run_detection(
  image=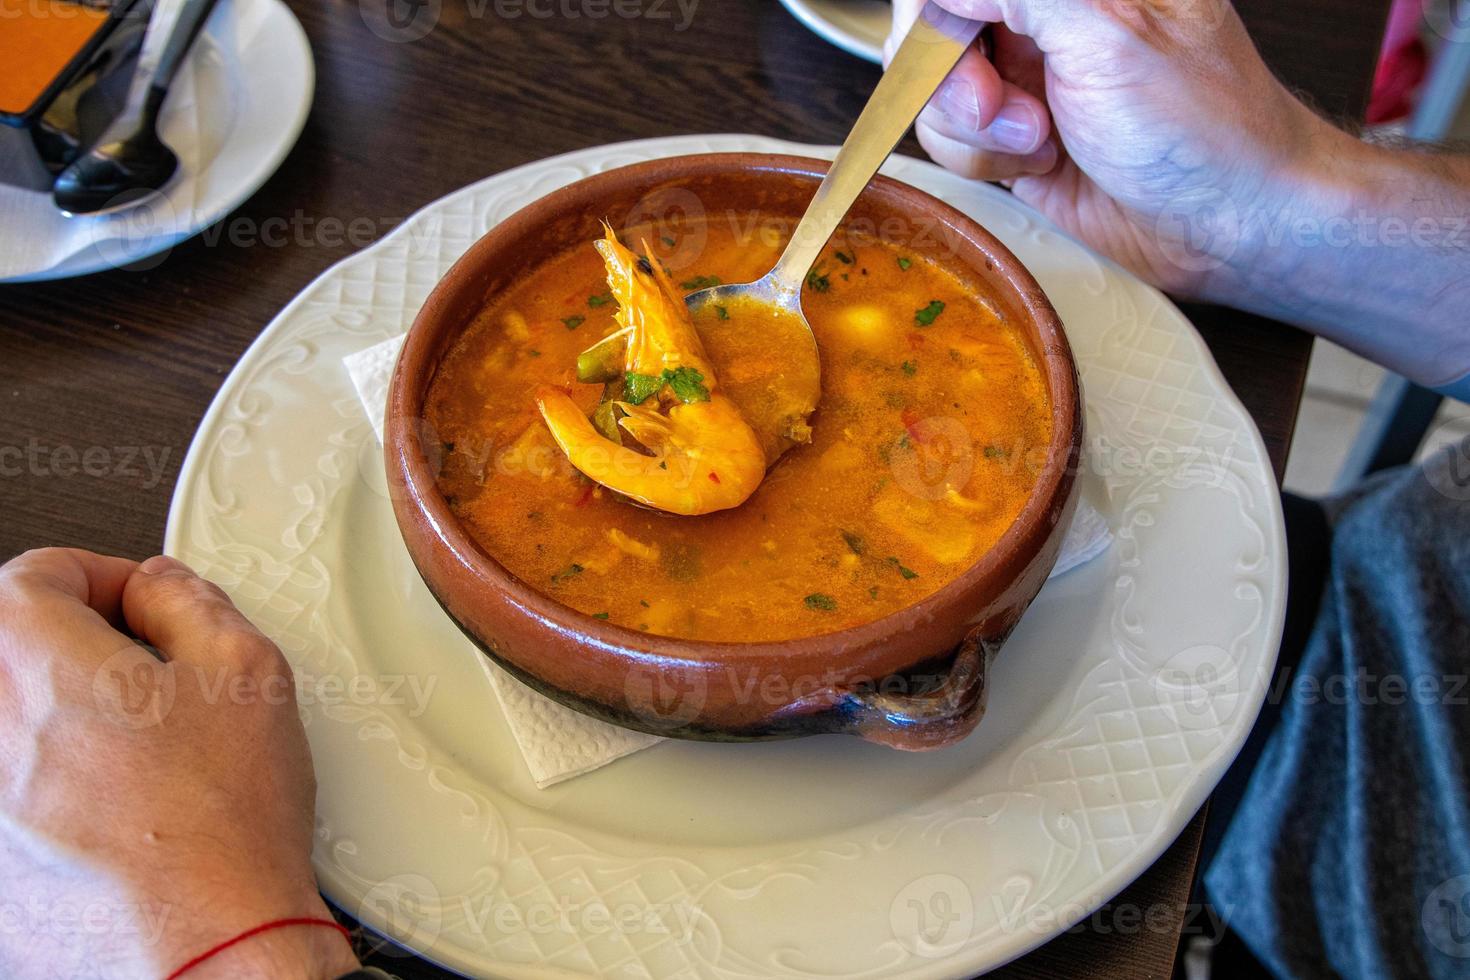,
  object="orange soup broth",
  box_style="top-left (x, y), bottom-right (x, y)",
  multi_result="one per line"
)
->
top-left (425, 218), bottom-right (1052, 642)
